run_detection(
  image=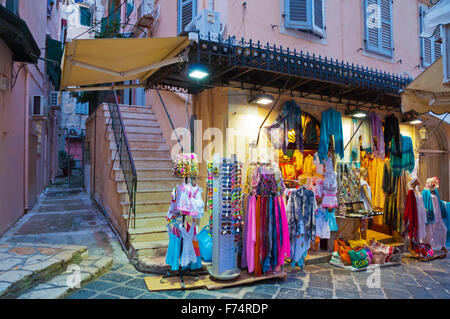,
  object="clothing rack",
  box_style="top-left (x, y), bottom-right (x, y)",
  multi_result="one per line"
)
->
top-left (160, 175), bottom-right (208, 289)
